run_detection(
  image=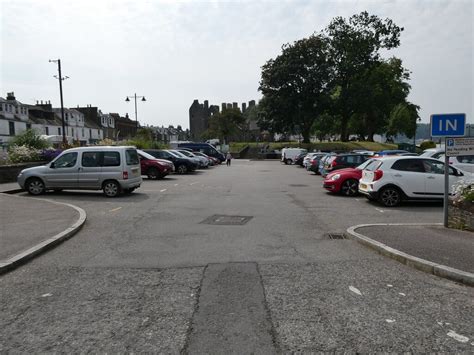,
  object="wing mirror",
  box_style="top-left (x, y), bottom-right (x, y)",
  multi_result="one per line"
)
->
top-left (50, 162), bottom-right (56, 169)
